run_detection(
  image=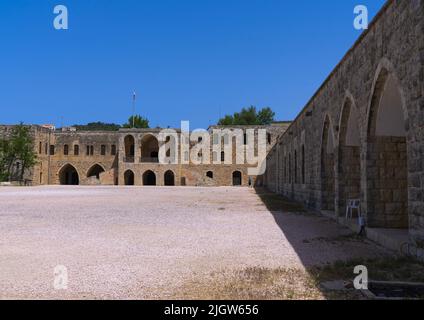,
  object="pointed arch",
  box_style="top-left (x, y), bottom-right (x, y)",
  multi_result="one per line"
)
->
top-left (143, 170), bottom-right (156, 186)
top-left (321, 114), bottom-right (336, 212)
top-left (87, 164), bottom-right (106, 179)
top-left (164, 170), bottom-right (175, 186)
top-left (124, 135), bottom-right (135, 163)
top-left (337, 95), bottom-right (361, 217)
top-left (124, 170), bottom-right (135, 186)
top-left (58, 164), bottom-right (80, 185)
top-left (366, 61), bottom-right (409, 229)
